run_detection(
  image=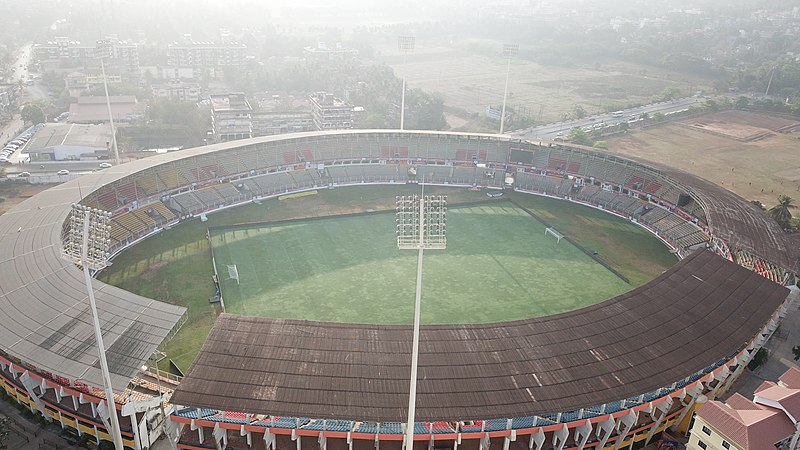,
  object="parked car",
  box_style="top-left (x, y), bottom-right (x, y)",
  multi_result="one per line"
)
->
top-left (98, 162), bottom-right (112, 169)
top-left (17, 172), bottom-right (30, 177)
top-left (56, 169), bottom-right (70, 175)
